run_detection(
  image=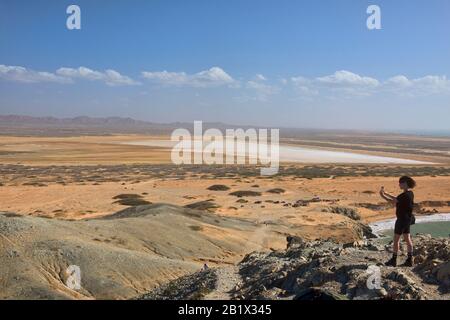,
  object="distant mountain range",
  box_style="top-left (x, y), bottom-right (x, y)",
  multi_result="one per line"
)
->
top-left (0, 115), bottom-right (306, 135)
top-left (0, 115), bottom-right (166, 127)
top-left (0, 114), bottom-right (374, 133)
top-left (0, 114), bottom-right (242, 136)
top-left (1, 114), bottom-right (448, 138)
